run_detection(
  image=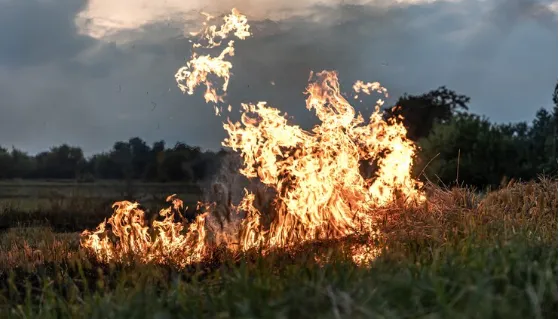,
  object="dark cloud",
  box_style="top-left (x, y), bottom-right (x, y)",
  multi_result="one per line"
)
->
top-left (0, 0), bottom-right (556, 156)
top-left (0, 0), bottom-right (94, 68)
